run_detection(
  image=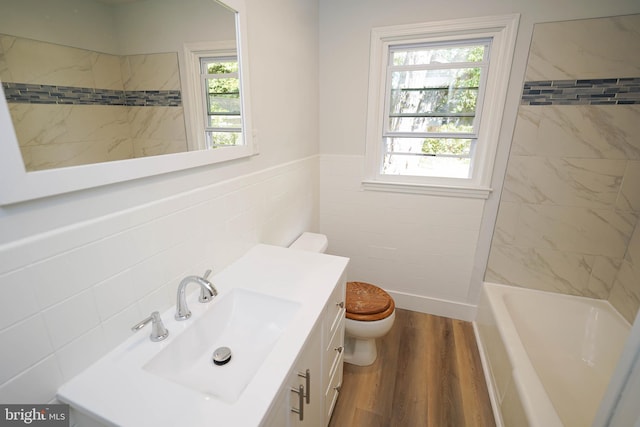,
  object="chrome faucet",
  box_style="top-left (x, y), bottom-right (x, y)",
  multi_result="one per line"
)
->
top-left (175, 269), bottom-right (217, 320)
